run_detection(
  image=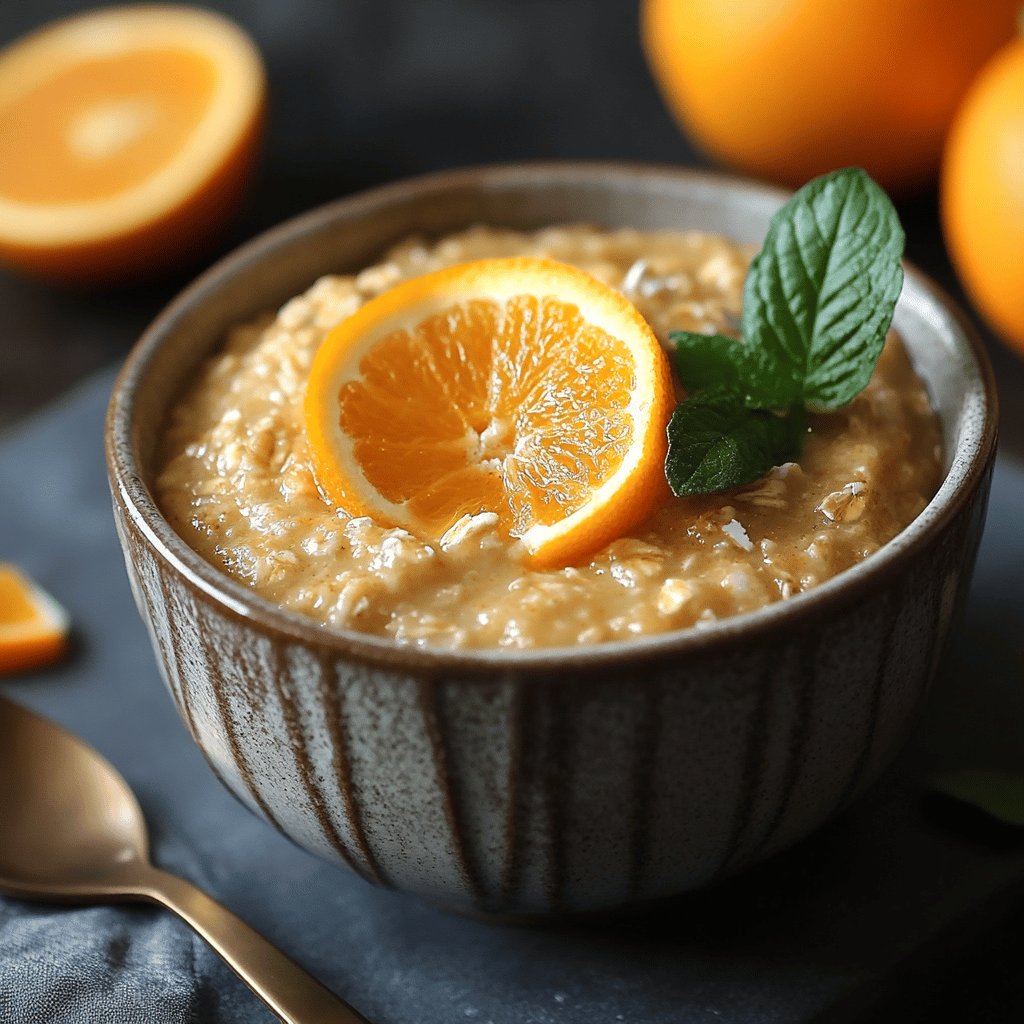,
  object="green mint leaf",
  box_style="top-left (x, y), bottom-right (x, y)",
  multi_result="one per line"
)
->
top-left (928, 771), bottom-right (1024, 830)
top-left (742, 166), bottom-right (905, 410)
top-left (662, 167), bottom-right (904, 496)
top-left (670, 332), bottom-right (749, 395)
top-left (665, 391), bottom-right (804, 497)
